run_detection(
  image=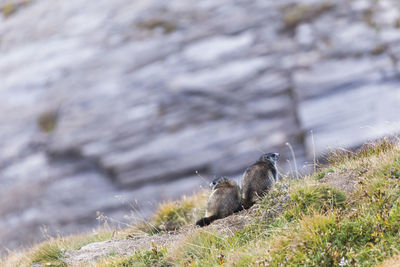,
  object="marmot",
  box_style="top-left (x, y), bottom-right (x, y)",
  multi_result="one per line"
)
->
top-left (196, 177), bottom-right (242, 227)
top-left (241, 153), bottom-right (280, 209)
